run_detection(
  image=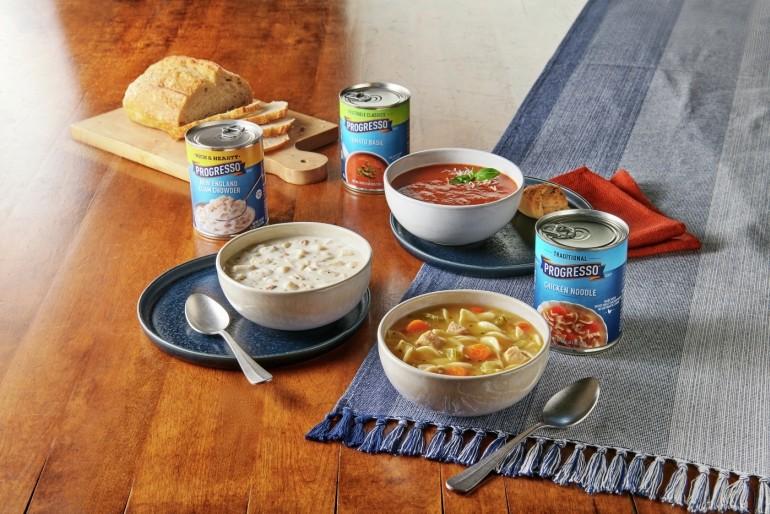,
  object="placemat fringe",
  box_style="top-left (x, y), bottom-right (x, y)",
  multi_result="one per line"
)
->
top-left (638, 456), bottom-right (665, 499)
top-left (396, 421), bottom-right (425, 456)
top-left (710, 470), bottom-right (731, 512)
top-left (480, 431), bottom-right (508, 460)
top-left (424, 425), bottom-right (447, 460)
top-left (379, 418), bottom-right (408, 453)
top-left (727, 475), bottom-right (750, 513)
top-left (518, 437), bottom-right (545, 476)
top-left (307, 415), bottom-right (765, 512)
top-left (757, 477), bottom-right (770, 514)
top-left (661, 461), bottom-right (689, 506)
top-left (538, 440), bottom-right (565, 478)
top-left (358, 417), bottom-right (387, 453)
top-left (439, 427), bottom-right (465, 463)
top-left (499, 441), bottom-right (526, 477)
top-left (686, 466), bottom-right (710, 513)
top-left (345, 415), bottom-right (367, 447)
top-left (553, 443), bottom-right (584, 485)
top-left (623, 453), bottom-right (647, 493)
top-left (326, 407), bottom-right (354, 442)
top-left (601, 449), bottom-right (627, 493)
top-left (456, 429), bottom-right (486, 466)
top-left (581, 447), bottom-right (608, 493)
